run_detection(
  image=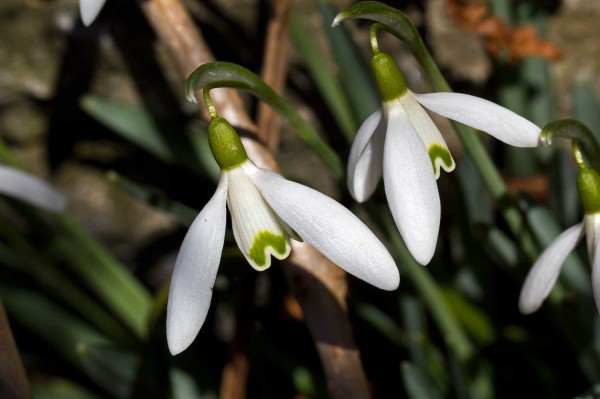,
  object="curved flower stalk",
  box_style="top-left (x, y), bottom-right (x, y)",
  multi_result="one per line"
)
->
top-left (348, 51), bottom-right (541, 265)
top-left (167, 116), bottom-right (400, 355)
top-left (0, 165), bottom-right (66, 213)
top-left (79, 0), bottom-right (107, 26)
top-left (520, 167), bottom-right (600, 314)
